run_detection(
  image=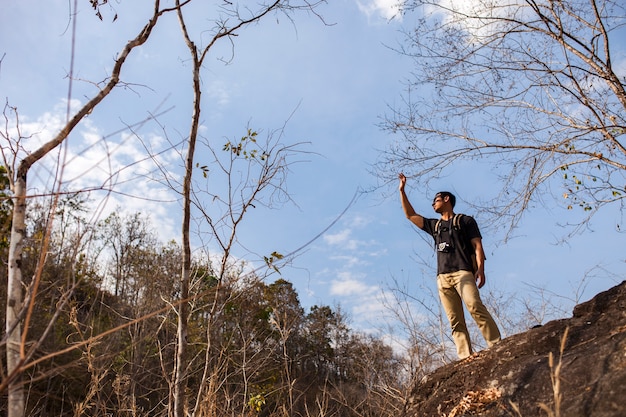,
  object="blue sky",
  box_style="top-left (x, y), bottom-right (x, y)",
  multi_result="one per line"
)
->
top-left (2, 0), bottom-right (625, 351)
